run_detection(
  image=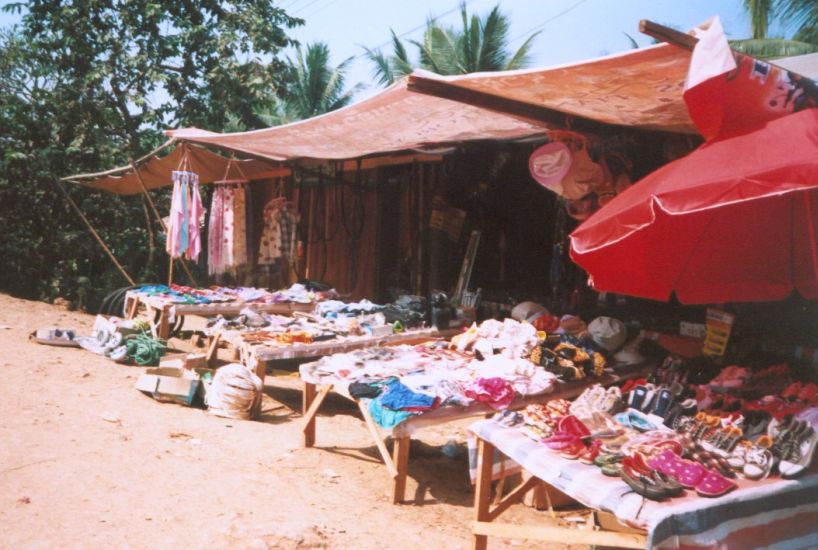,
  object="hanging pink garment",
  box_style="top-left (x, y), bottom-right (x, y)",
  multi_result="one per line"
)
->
top-left (166, 175), bottom-right (184, 257)
top-left (186, 177), bottom-right (204, 262)
top-left (208, 185), bottom-right (227, 275)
